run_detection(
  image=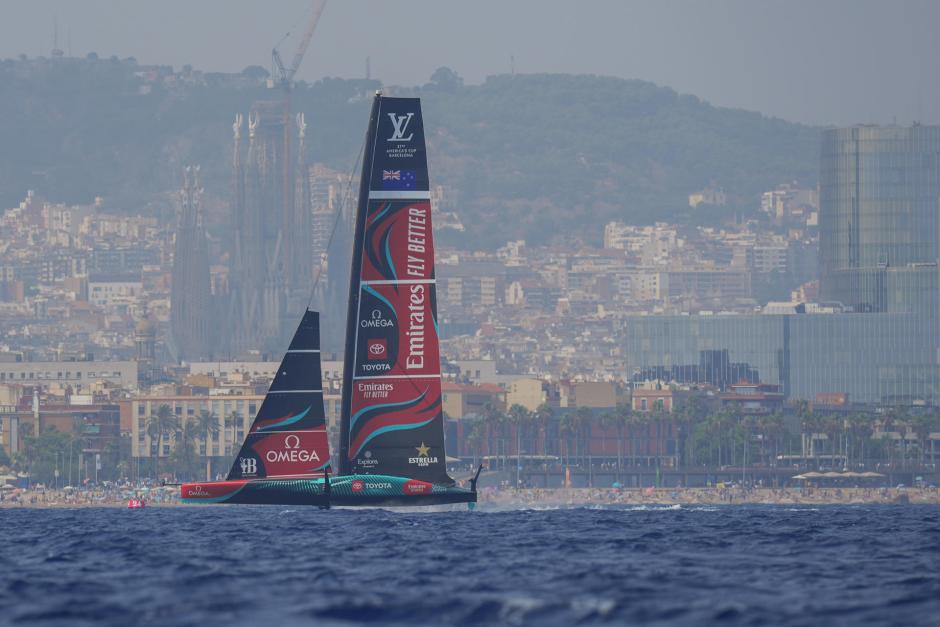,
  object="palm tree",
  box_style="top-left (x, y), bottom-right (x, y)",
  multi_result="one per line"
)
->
top-left (559, 412), bottom-right (576, 470)
top-left (170, 418), bottom-right (200, 480)
top-left (534, 402), bottom-right (554, 458)
top-left (481, 403), bottom-right (505, 469)
top-left (194, 409), bottom-right (220, 480)
top-left (909, 411), bottom-right (938, 468)
top-left (507, 404), bottom-right (531, 486)
top-left (465, 418), bottom-right (485, 466)
top-left (846, 412), bottom-right (875, 469)
top-left (601, 404), bottom-right (628, 480)
top-left (574, 406), bottom-right (595, 478)
top-left (146, 404), bottom-right (178, 478)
